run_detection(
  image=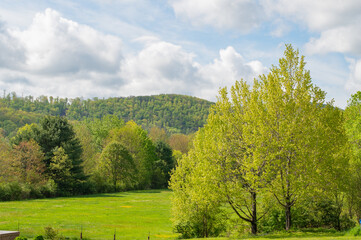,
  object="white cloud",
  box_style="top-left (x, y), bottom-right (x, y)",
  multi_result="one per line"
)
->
top-left (198, 46), bottom-right (266, 98)
top-left (0, 21), bottom-right (25, 69)
top-left (345, 58), bottom-right (361, 93)
top-left (168, 0), bottom-right (265, 33)
top-left (305, 26), bottom-right (361, 55)
top-left (10, 8), bottom-right (123, 75)
top-left (120, 41), bottom-right (265, 100)
top-left (0, 8), bottom-right (266, 101)
top-left (0, 8), bottom-right (125, 98)
top-left (268, 0), bottom-right (361, 32)
top-left (120, 40), bottom-right (201, 95)
top-left (266, 0), bottom-right (361, 55)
